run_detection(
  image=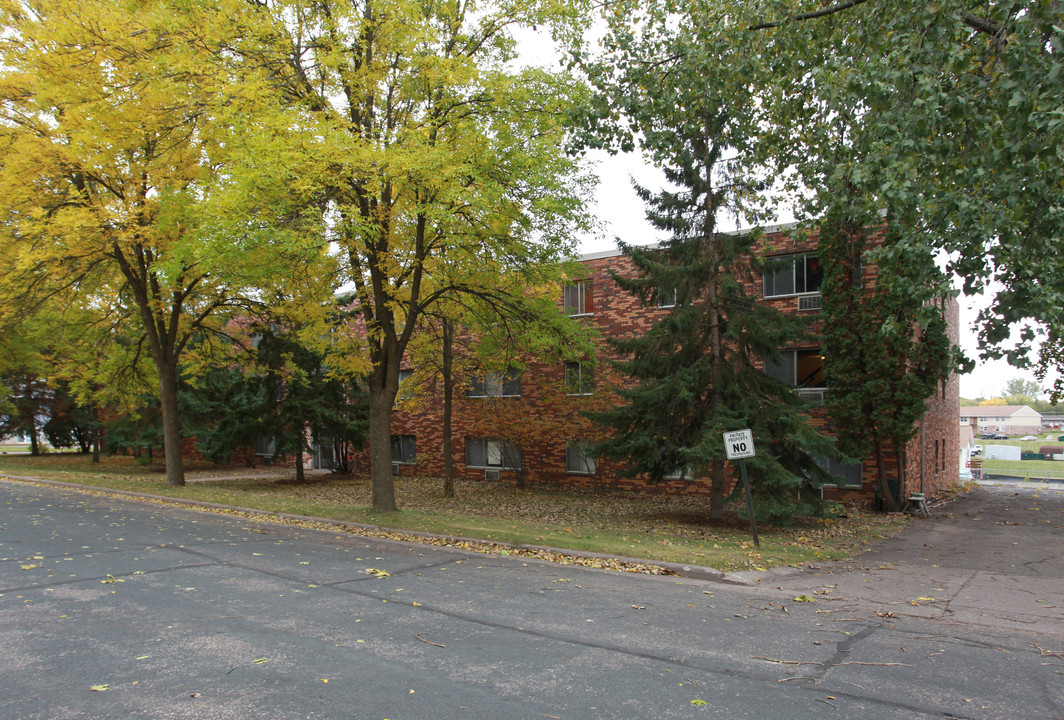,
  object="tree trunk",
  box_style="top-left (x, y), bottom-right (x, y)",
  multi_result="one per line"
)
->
top-left (368, 376), bottom-right (399, 512)
top-left (874, 433), bottom-right (897, 511)
top-left (710, 459), bottom-right (726, 521)
top-left (295, 443), bottom-right (305, 483)
top-left (25, 376), bottom-right (40, 456)
top-left (442, 319), bottom-right (455, 498)
top-left (92, 414), bottom-right (101, 464)
top-left (893, 440), bottom-right (908, 499)
top-left (156, 360), bottom-right (186, 487)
